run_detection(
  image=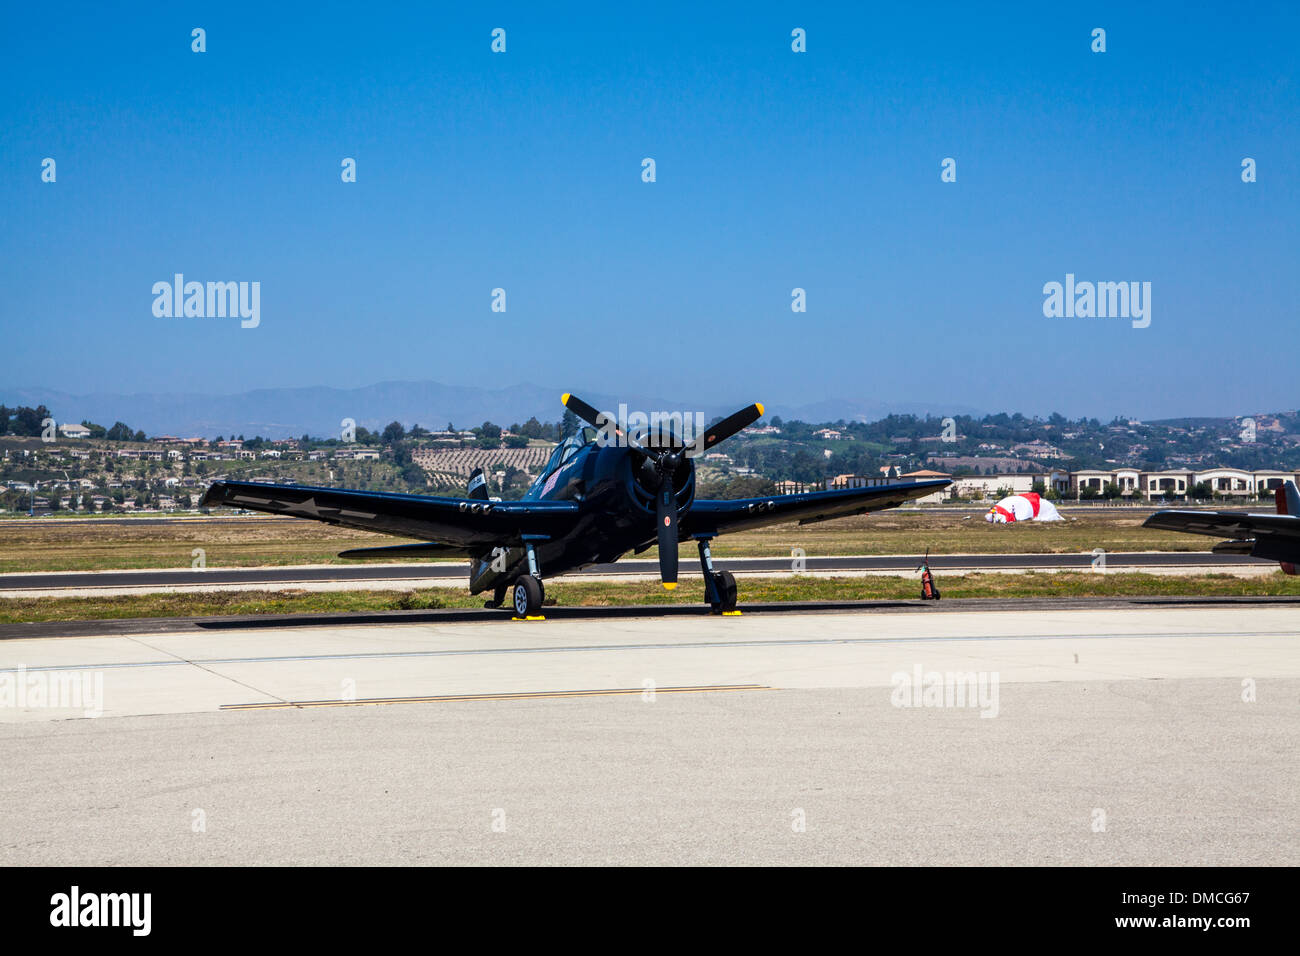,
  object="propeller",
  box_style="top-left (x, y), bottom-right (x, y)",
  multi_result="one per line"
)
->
top-left (657, 468), bottom-right (679, 588)
top-left (698, 402), bottom-right (765, 454)
top-left (562, 394), bottom-right (764, 589)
